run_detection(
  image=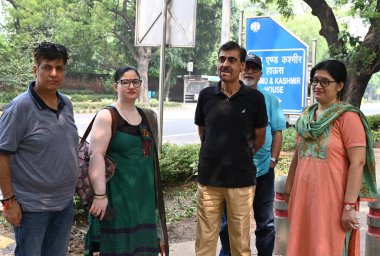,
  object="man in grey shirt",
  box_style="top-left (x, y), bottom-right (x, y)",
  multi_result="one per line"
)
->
top-left (0, 42), bottom-right (78, 256)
